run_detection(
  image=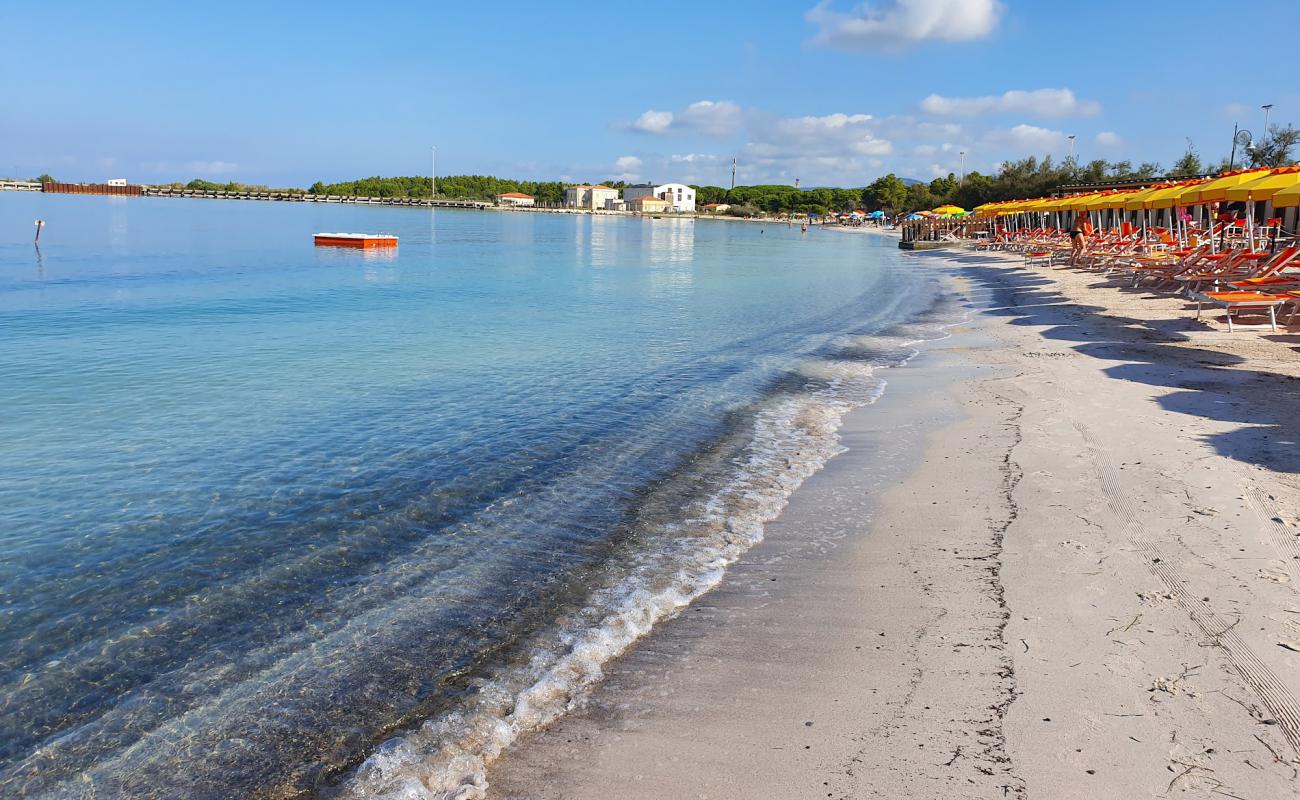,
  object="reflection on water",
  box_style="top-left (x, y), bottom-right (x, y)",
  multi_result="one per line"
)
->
top-left (588, 215), bottom-right (619, 268)
top-left (108, 197), bottom-right (129, 255)
top-left (648, 217), bottom-right (694, 263)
